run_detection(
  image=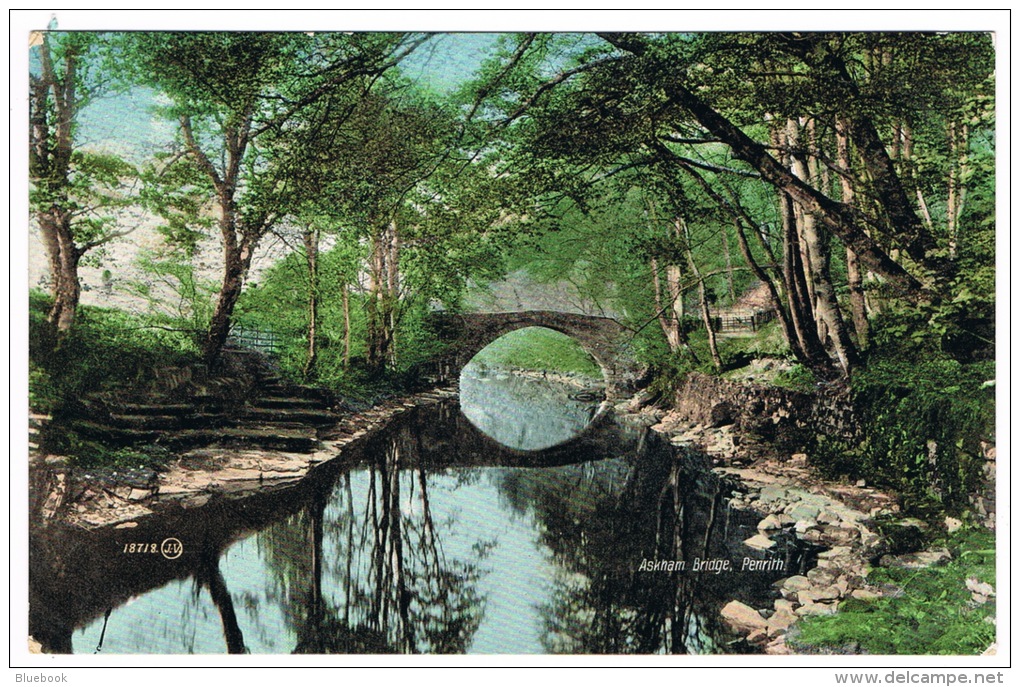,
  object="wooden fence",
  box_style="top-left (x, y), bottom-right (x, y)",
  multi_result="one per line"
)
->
top-left (711, 308), bottom-right (777, 333)
top-left (682, 308), bottom-right (777, 335)
top-left (227, 324), bottom-right (283, 355)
